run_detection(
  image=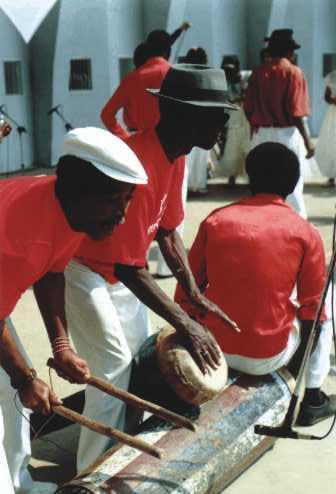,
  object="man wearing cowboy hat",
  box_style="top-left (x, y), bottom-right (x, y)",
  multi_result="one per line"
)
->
top-left (244, 29), bottom-right (314, 219)
top-left (64, 65), bottom-right (239, 470)
top-left (0, 127), bottom-right (147, 493)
